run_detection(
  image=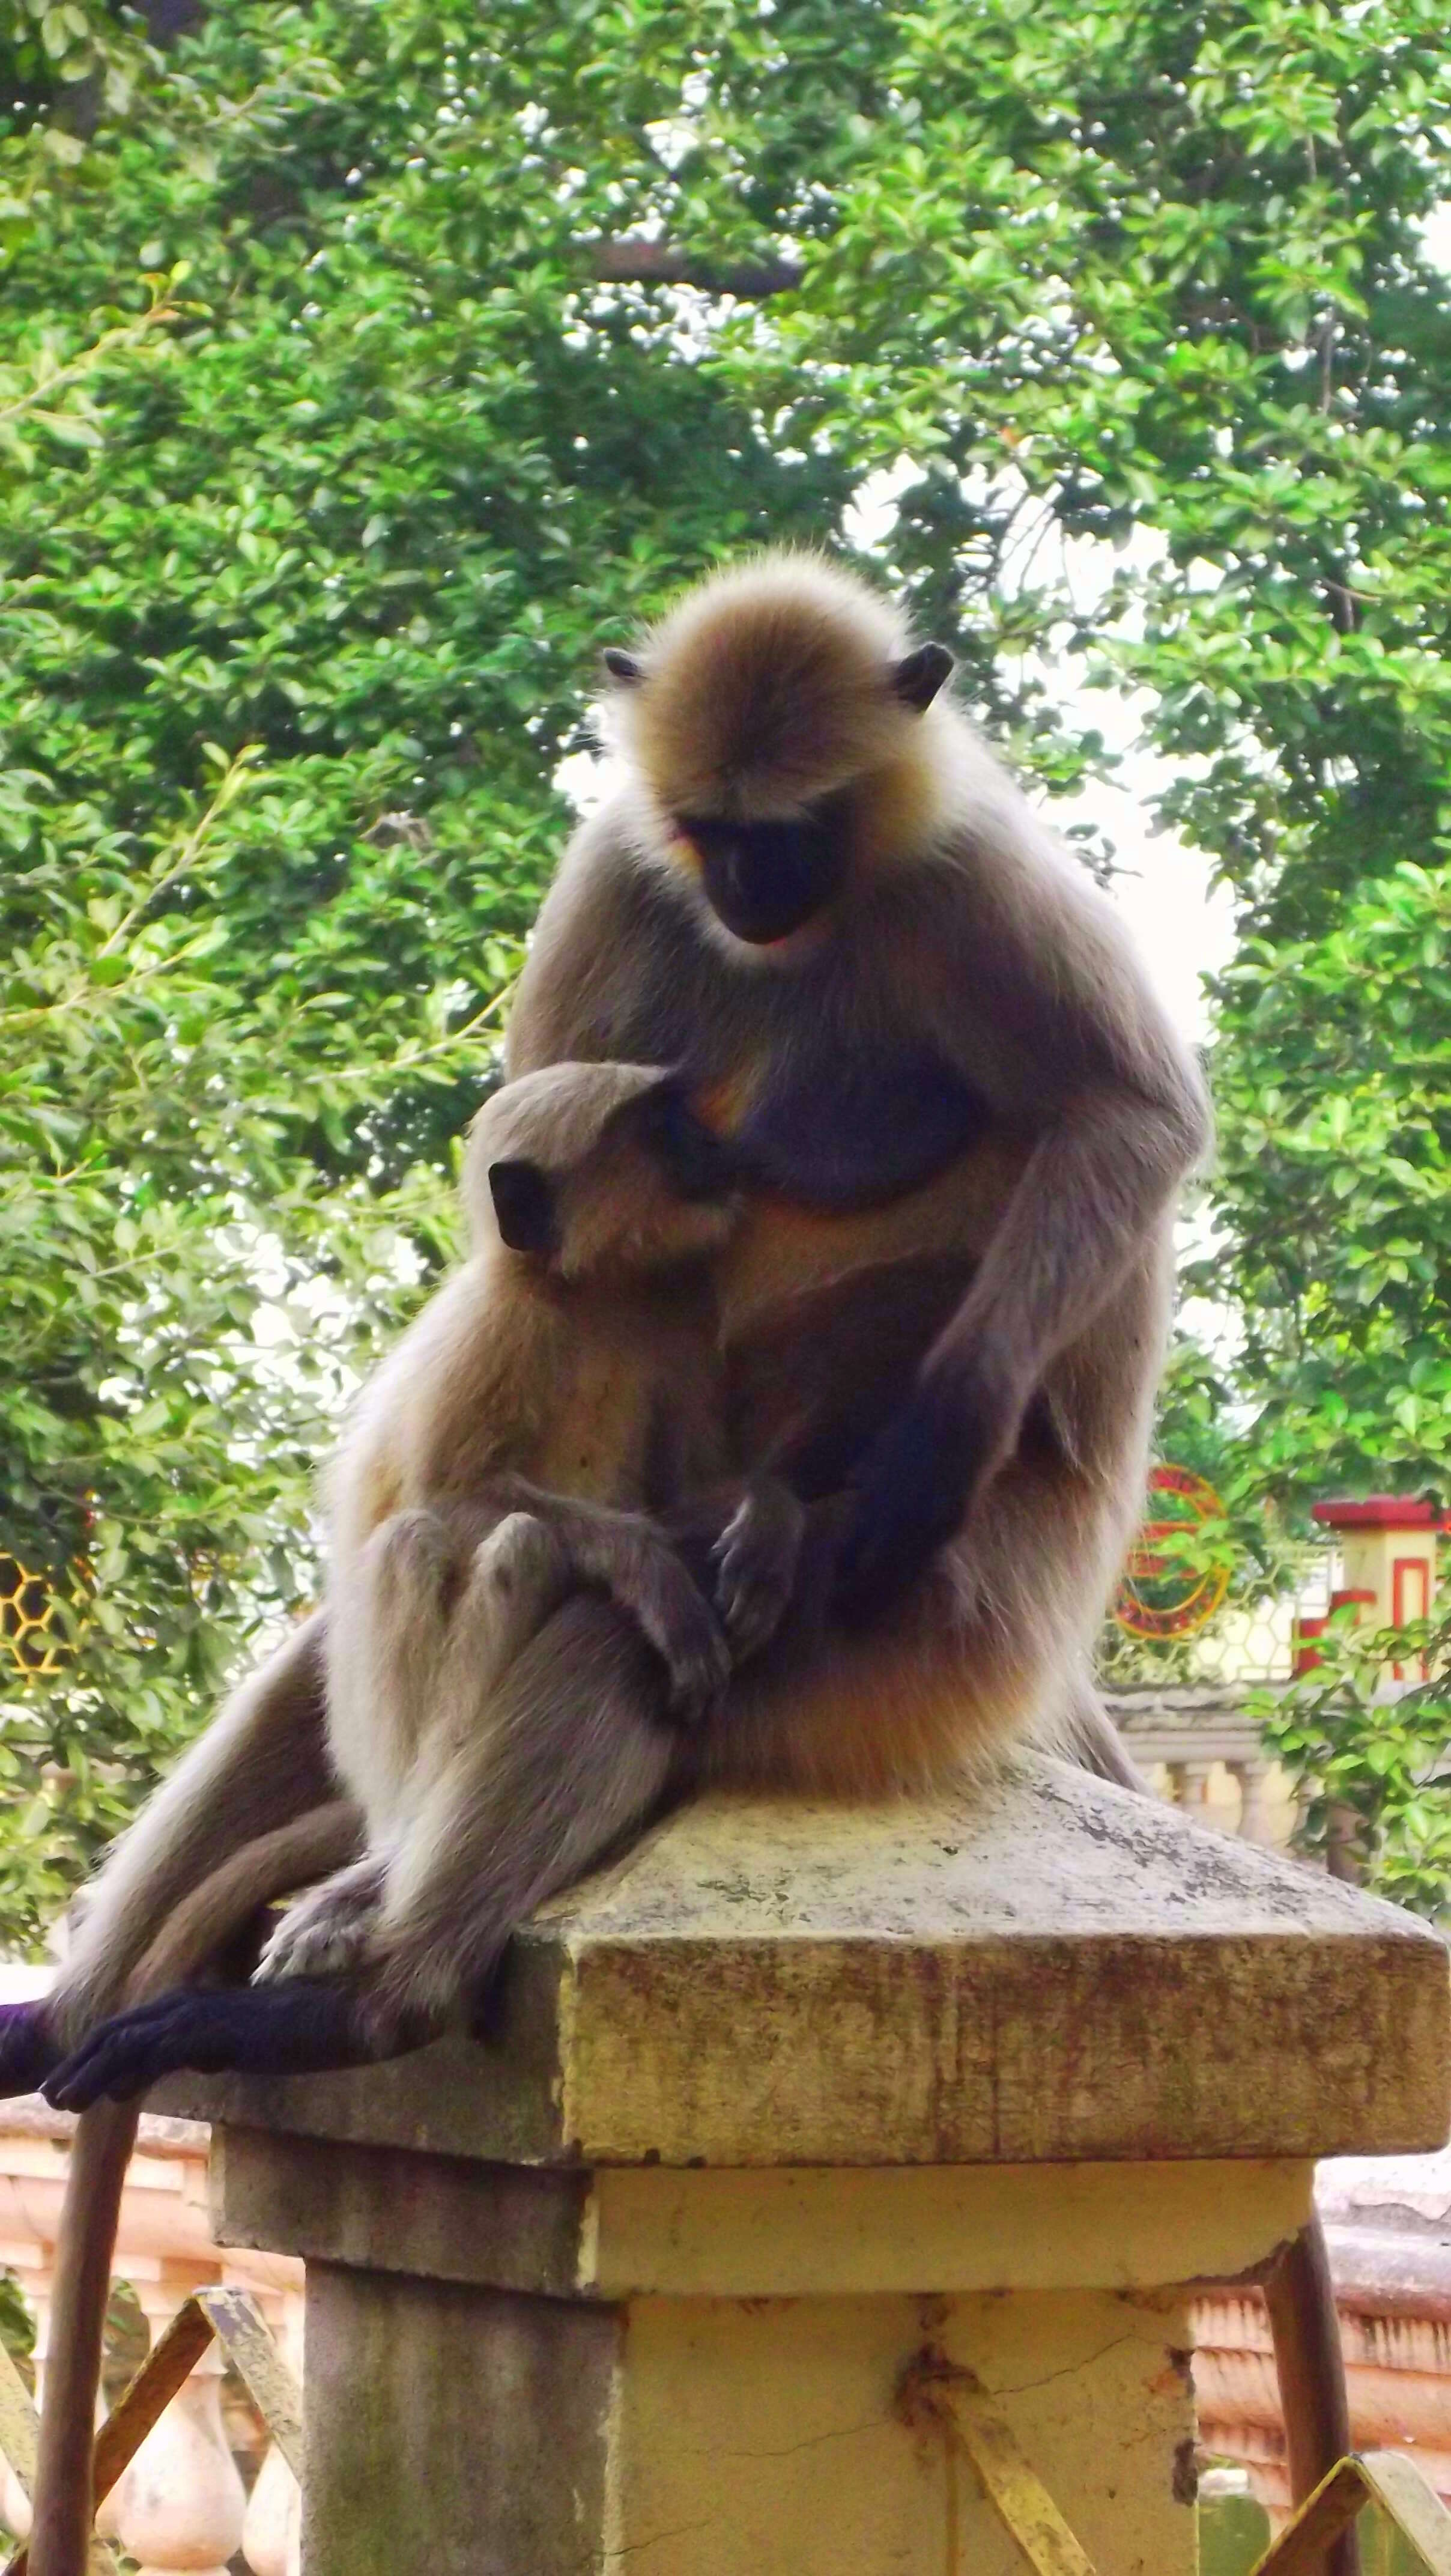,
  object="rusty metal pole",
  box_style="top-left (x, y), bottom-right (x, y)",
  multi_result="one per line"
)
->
top-left (1264, 2217), bottom-right (1361, 2576)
